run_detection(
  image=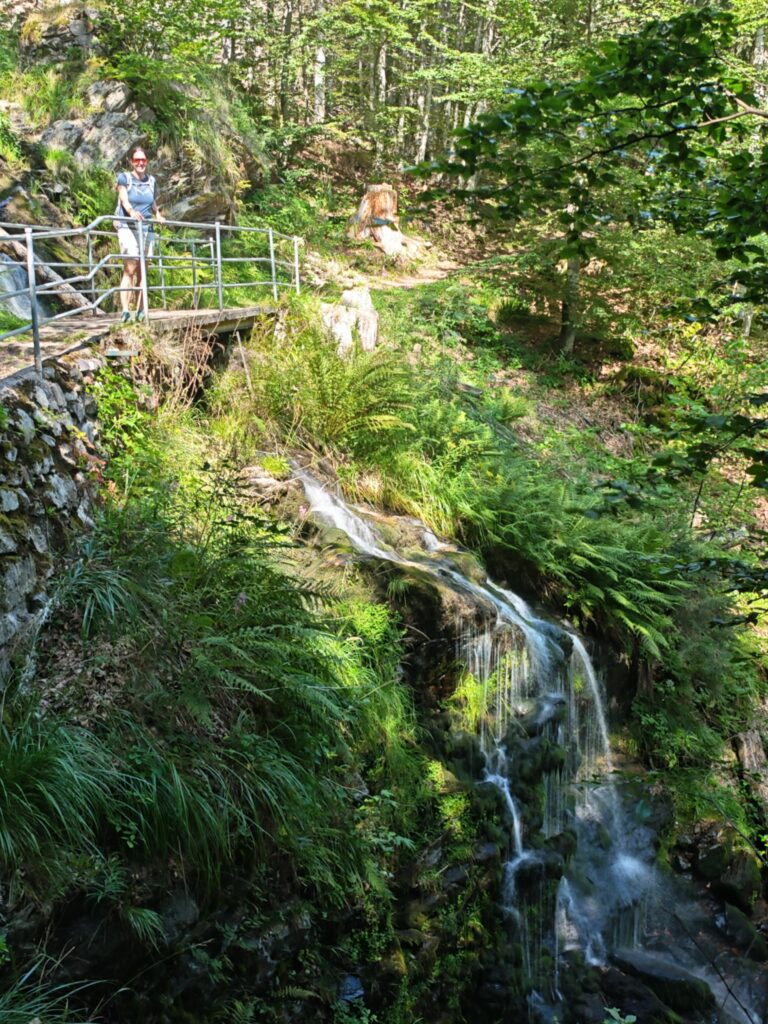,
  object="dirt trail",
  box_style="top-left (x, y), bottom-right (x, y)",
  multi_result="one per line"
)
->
top-left (366, 258), bottom-right (459, 291)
